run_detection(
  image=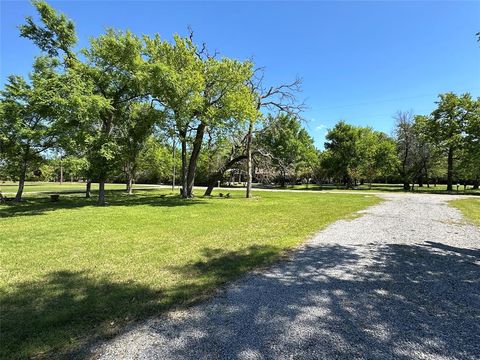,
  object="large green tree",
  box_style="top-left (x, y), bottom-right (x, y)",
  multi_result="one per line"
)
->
top-left (261, 114), bottom-right (317, 187)
top-left (144, 33), bottom-right (204, 198)
top-left (457, 98), bottom-right (480, 188)
top-left (427, 93), bottom-right (479, 191)
top-left (322, 121), bottom-right (360, 187)
top-left (412, 115), bottom-right (446, 187)
top-left (0, 57), bottom-right (90, 201)
top-left (20, 1), bottom-right (152, 205)
top-left (357, 129), bottom-right (398, 188)
top-left (322, 121), bottom-right (397, 188)
top-left (394, 111), bottom-right (425, 190)
top-left (79, 30), bottom-right (148, 204)
top-left (145, 33), bottom-right (256, 198)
